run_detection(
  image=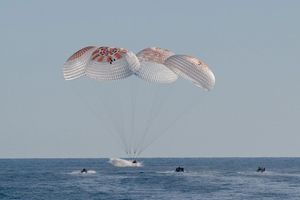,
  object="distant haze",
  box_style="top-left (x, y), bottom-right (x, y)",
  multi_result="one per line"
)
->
top-left (0, 0), bottom-right (299, 158)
